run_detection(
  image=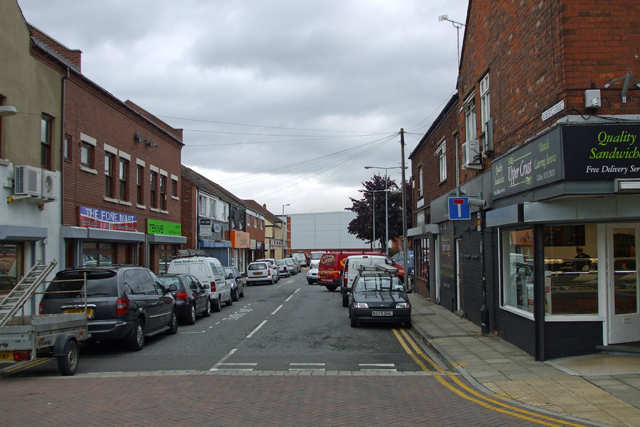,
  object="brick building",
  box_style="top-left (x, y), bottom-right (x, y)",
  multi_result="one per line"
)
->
top-left (409, 1), bottom-right (640, 359)
top-left (27, 26), bottom-right (186, 274)
top-left (244, 201), bottom-right (284, 260)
